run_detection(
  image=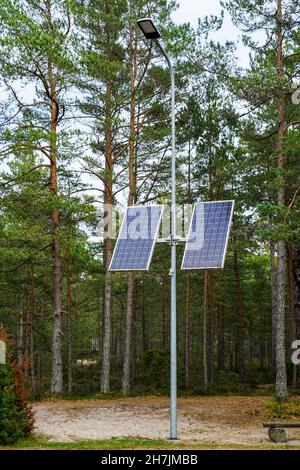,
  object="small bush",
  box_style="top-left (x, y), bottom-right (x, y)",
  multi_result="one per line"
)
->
top-left (0, 327), bottom-right (34, 445)
top-left (0, 360), bottom-right (35, 445)
top-left (266, 398), bottom-right (300, 419)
